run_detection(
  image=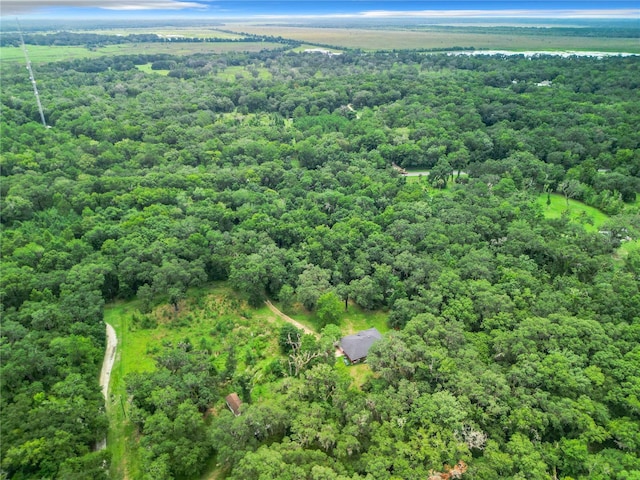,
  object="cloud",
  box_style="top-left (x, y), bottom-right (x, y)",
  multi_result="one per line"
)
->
top-left (1, 0), bottom-right (206, 15)
top-left (358, 8), bottom-right (640, 18)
